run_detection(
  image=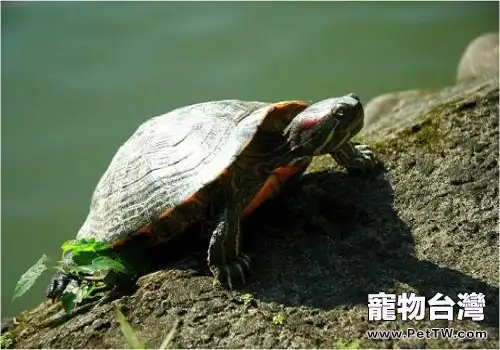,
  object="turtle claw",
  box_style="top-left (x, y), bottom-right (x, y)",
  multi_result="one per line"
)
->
top-left (46, 272), bottom-right (72, 301)
top-left (331, 141), bottom-right (377, 173)
top-left (237, 253), bottom-right (251, 272)
top-left (354, 143), bottom-right (372, 155)
top-left (351, 144), bottom-right (377, 172)
top-left (209, 253), bottom-right (251, 289)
